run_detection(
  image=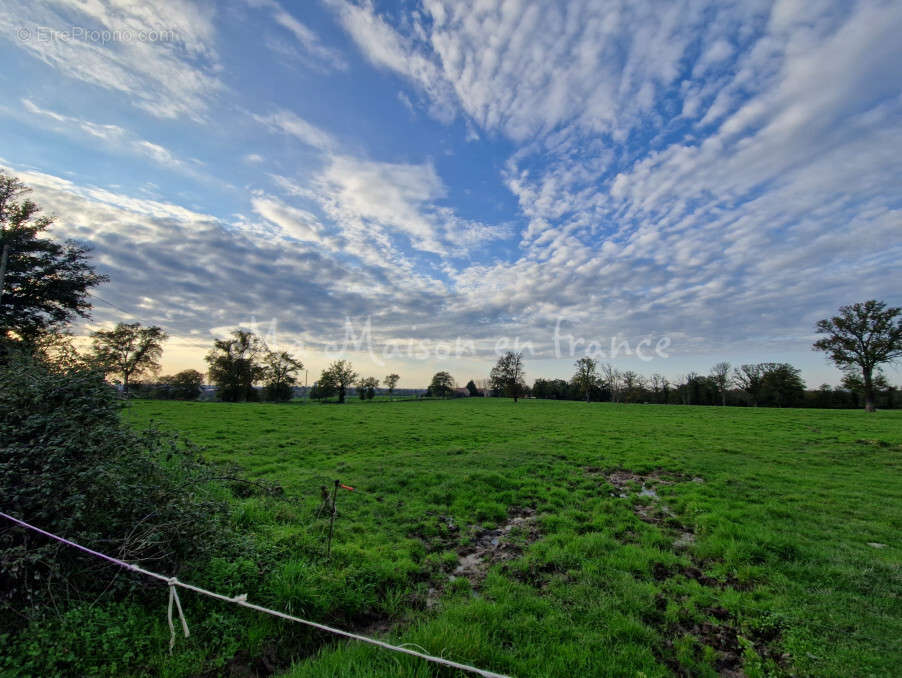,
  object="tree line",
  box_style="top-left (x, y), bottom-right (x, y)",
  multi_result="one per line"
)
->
top-left (2, 170), bottom-right (900, 410)
top-left (60, 317), bottom-right (902, 410)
